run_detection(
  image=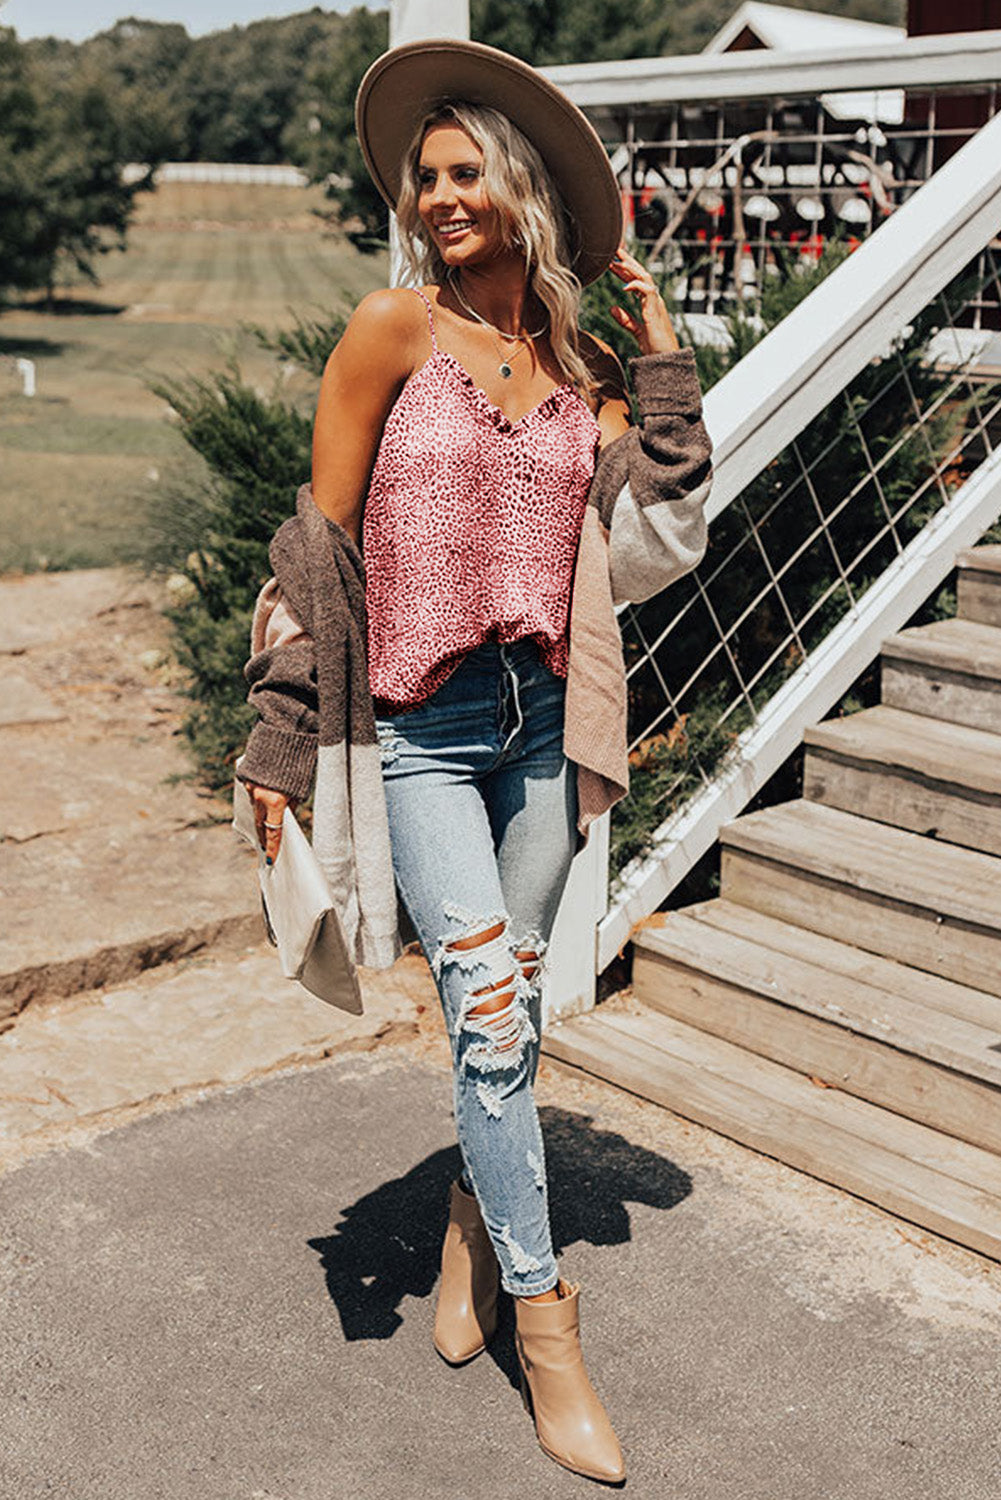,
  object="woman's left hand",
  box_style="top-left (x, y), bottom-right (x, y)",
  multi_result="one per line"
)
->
top-left (608, 244), bottom-right (679, 356)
